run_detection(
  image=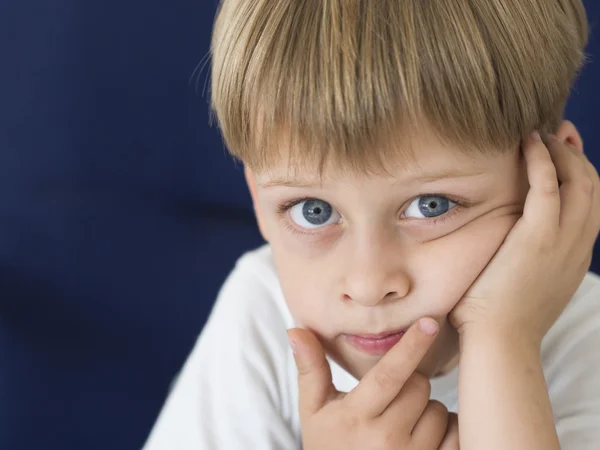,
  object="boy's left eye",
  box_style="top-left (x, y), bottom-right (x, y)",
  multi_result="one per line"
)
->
top-left (404, 195), bottom-right (457, 219)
